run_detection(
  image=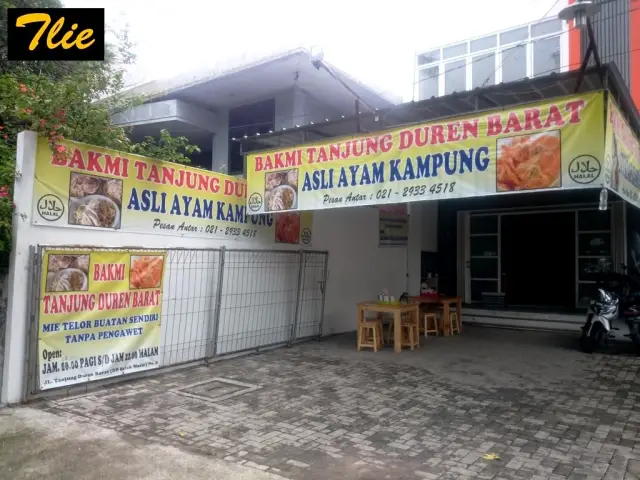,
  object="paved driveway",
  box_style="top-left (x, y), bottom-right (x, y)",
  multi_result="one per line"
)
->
top-left (38, 327), bottom-right (640, 479)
